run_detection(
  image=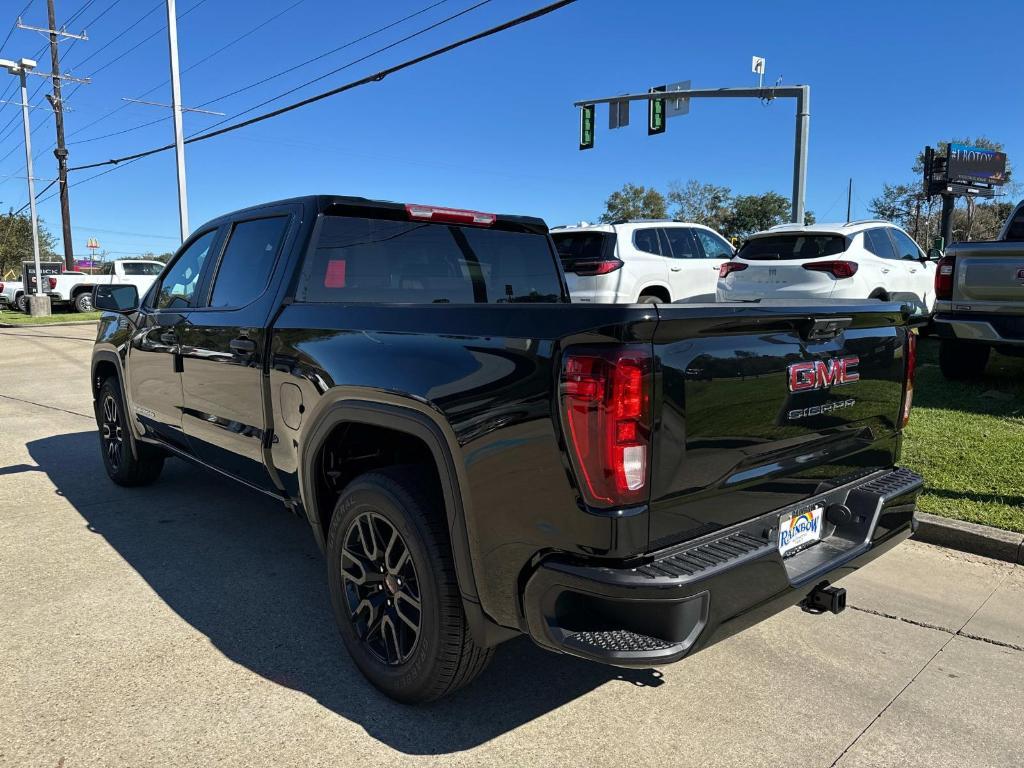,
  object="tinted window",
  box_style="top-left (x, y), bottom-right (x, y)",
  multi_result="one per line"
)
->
top-left (1006, 206), bottom-right (1024, 241)
top-left (693, 228), bottom-right (733, 259)
top-left (121, 262), bottom-right (164, 276)
top-left (155, 230), bottom-right (217, 310)
top-left (864, 228), bottom-right (898, 259)
top-left (663, 227), bottom-right (699, 258)
top-left (551, 231), bottom-right (614, 262)
top-left (889, 229), bottom-right (922, 260)
top-left (736, 234), bottom-right (846, 260)
top-left (99, 262), bottom-right (113, 275)
top-left (209, 217), bottom-right (288, 308)
top-left (633, 228), bottom-right (662, 255)
top-left (296, 216), bottom-right (562, 304)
